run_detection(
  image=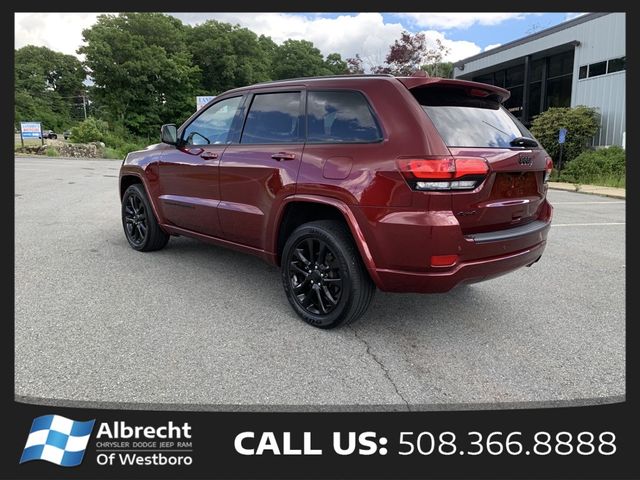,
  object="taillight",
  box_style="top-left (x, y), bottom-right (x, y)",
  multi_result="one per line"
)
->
top-left (397, 156), bottom-right (489, 191)
top-left (544, 156), bottom-right (553, 183)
